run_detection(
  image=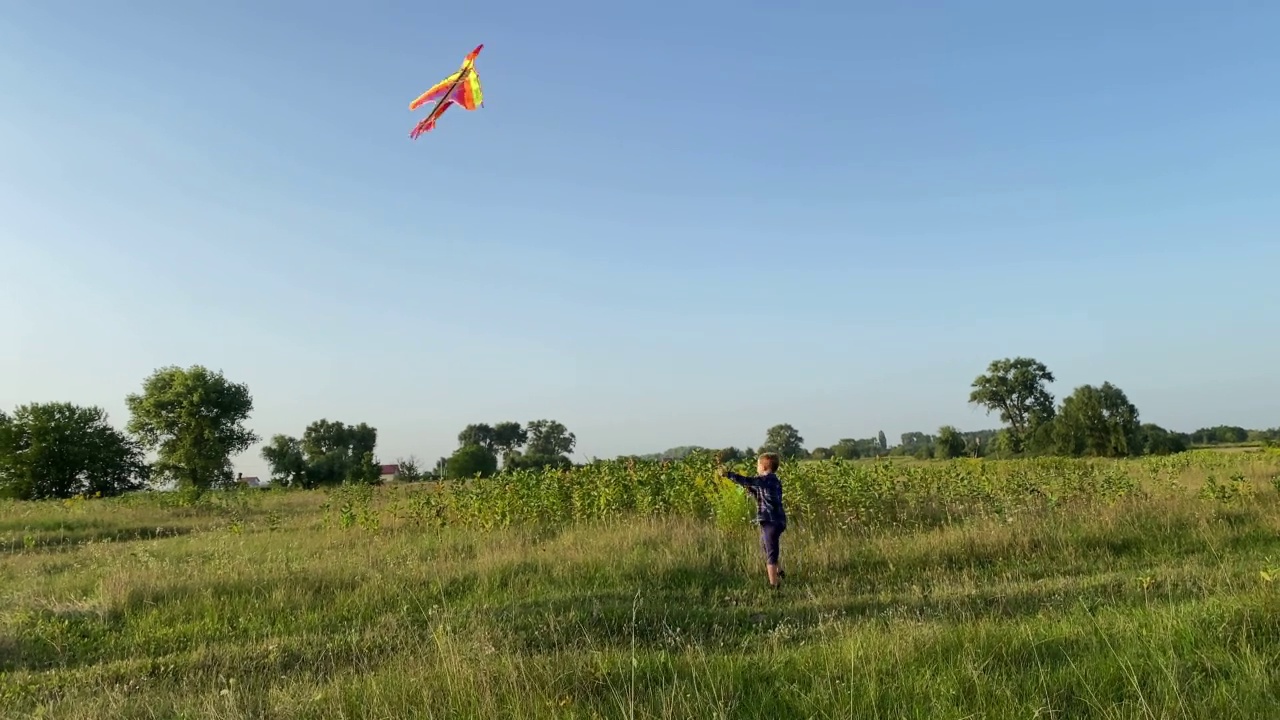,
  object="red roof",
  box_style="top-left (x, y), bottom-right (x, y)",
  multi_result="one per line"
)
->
top-left (379, 464), bottom-right (399, 475)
